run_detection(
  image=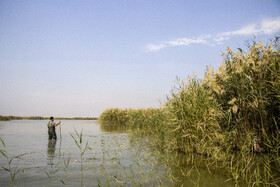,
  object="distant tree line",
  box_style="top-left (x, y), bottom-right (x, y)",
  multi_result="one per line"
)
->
top-left (0, 115), bottom-right (97, 121)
